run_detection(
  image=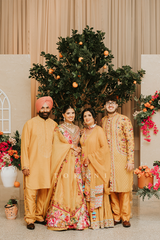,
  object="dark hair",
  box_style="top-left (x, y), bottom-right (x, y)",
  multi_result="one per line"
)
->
top-left (104, 95), bottom-right (118, 104)
top-left (62, 105), bottom-right (75, 114)
top-left (81, 108), bottom-right (96, 123)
